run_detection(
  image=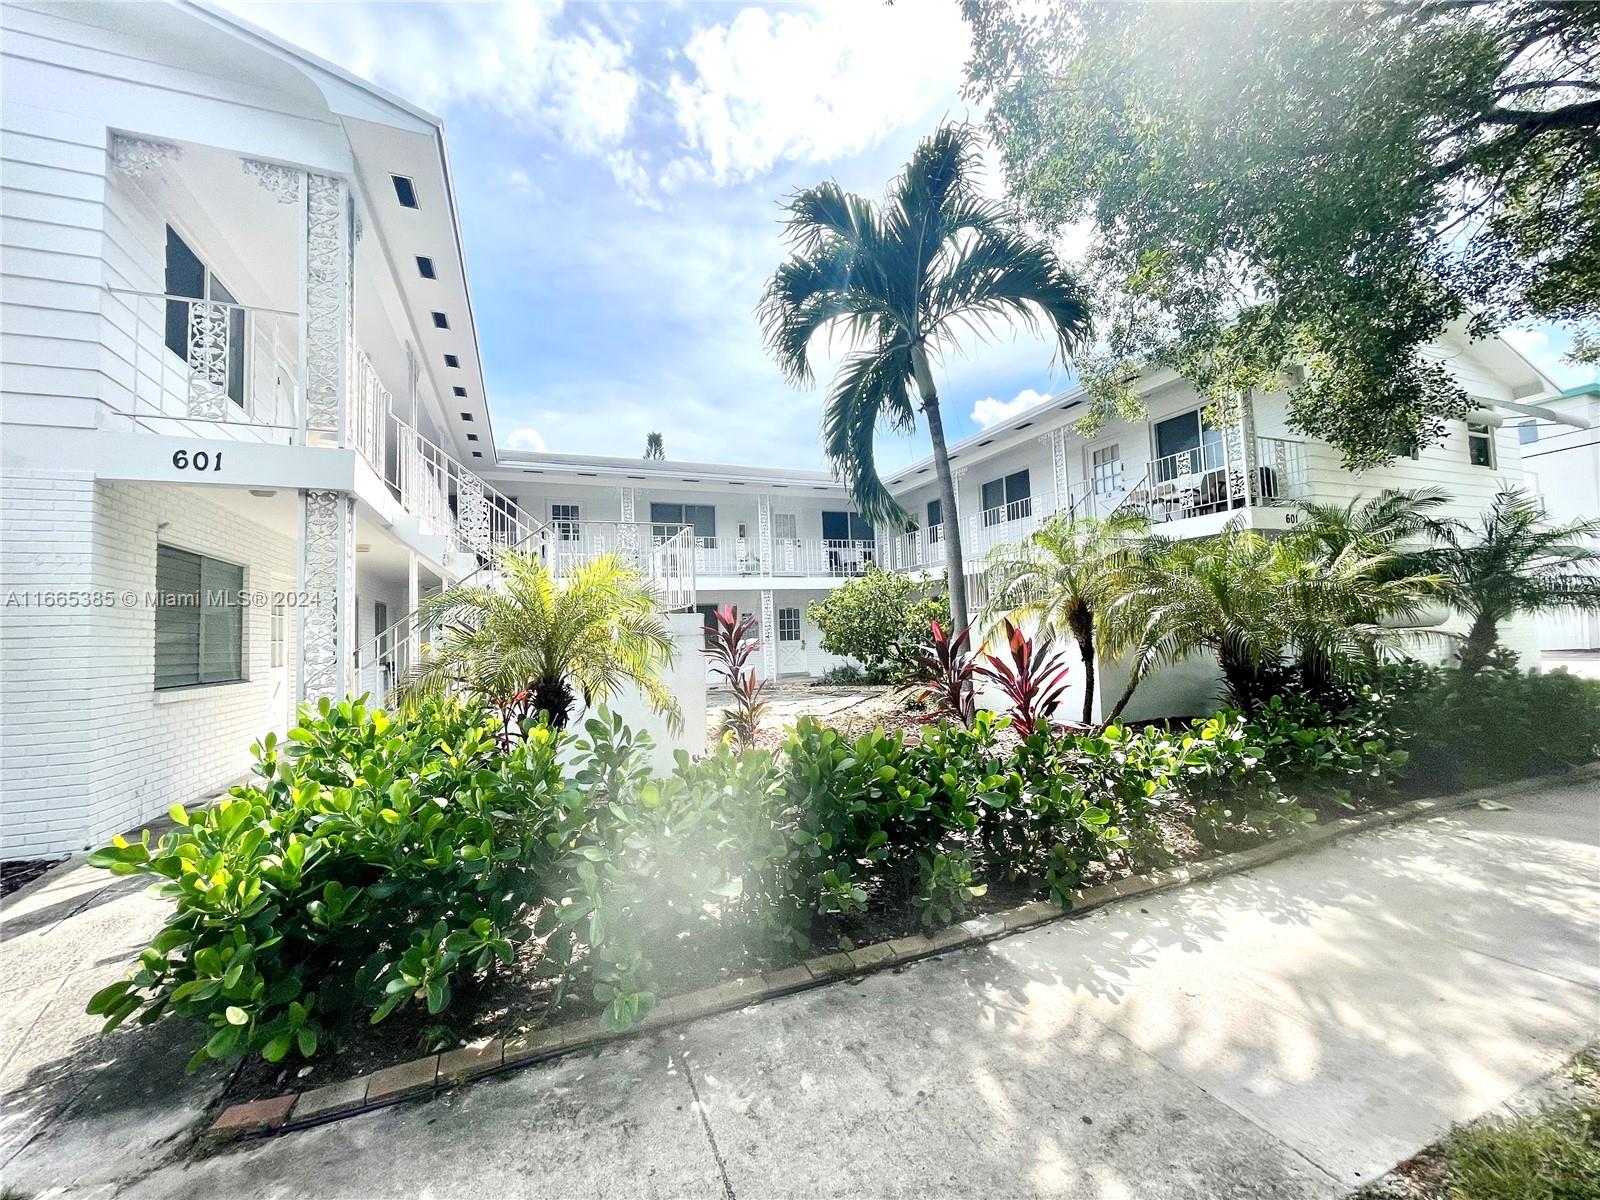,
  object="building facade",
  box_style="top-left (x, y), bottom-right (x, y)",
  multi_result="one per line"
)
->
top-left (0, 1), bottom-right (1588, 858)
